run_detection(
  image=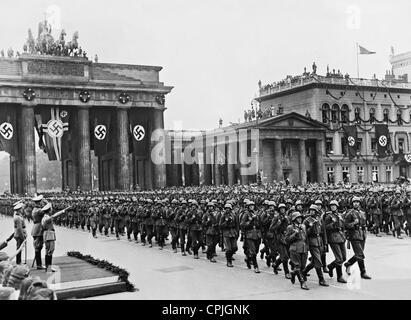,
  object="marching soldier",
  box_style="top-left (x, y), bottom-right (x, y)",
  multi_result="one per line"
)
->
top-left (219, 203), bottom-right (239, 267)
top-left (404, 189), bottom-right (411, 237)
top-left (177, 200), bottom-right (190, 256)
top-left (203, 202), bottom-right (220, 263)
top-left (187, 200), bottom-right (203, 259)
top-left (270, 203), bottom-right (291, 279)
top-left (302, 205), bottom-right (329, 287)
top-left (153, 200), bottom-right (168, 250)
top-left (344, 196), bottom-right (372, 279)
top-left (390, 190), bottom-right (404, 239)
top-left (366, 189), bottom-right (382, 237)
top-left (324, 200), bottom-right (347, 283)
top-left (286, 211), bottom-right (309, 290)
top-left (260, 200), bottom-right (276, 267)
top-left (167, 199), bottom-right (180, 252)
top-left (240, 201), bottom-right (262, 273)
